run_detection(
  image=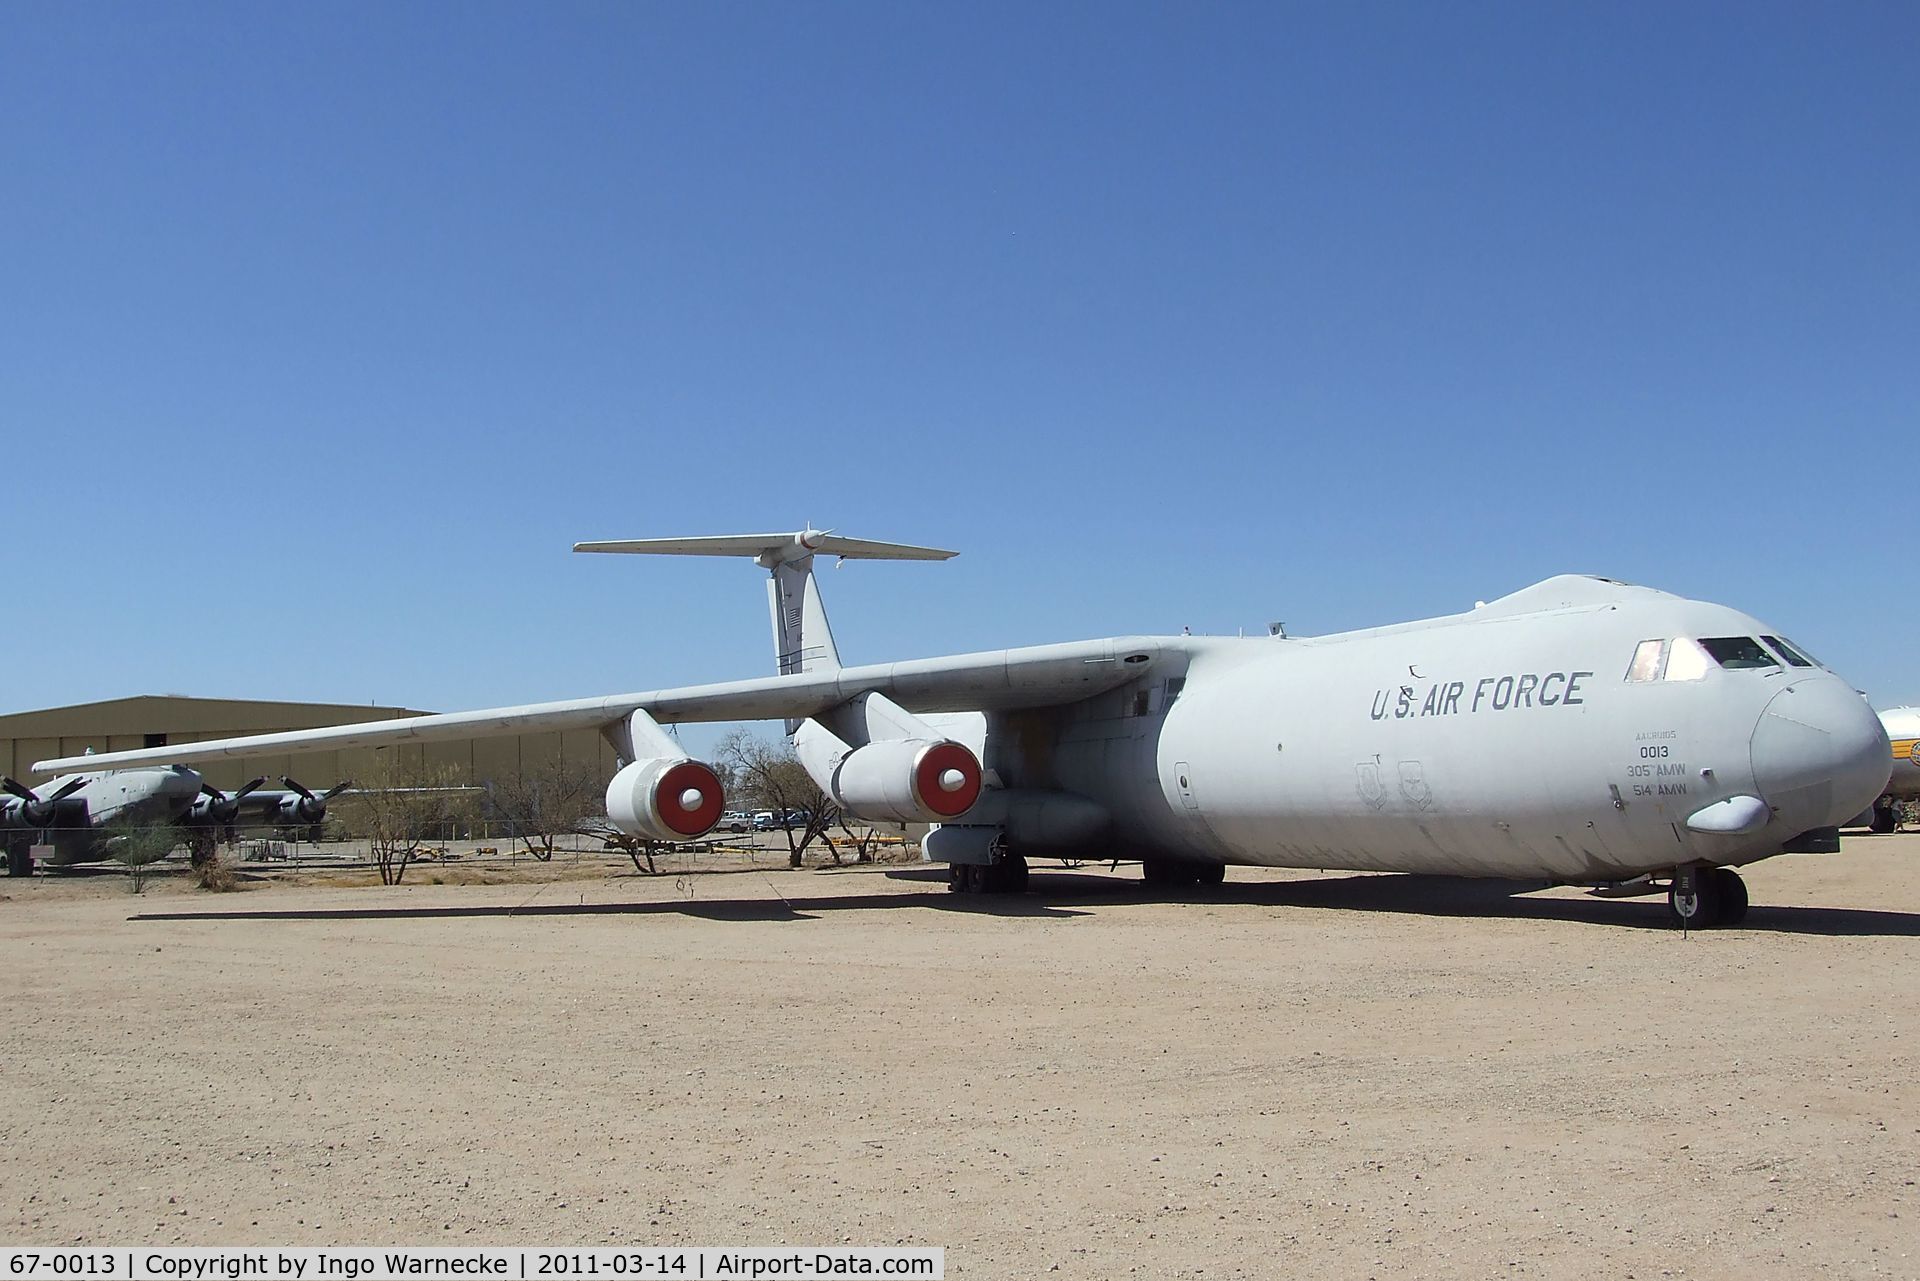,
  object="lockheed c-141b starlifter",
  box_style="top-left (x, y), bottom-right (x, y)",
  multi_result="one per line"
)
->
top-left (40, 529), bottom-right (1890, 927)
